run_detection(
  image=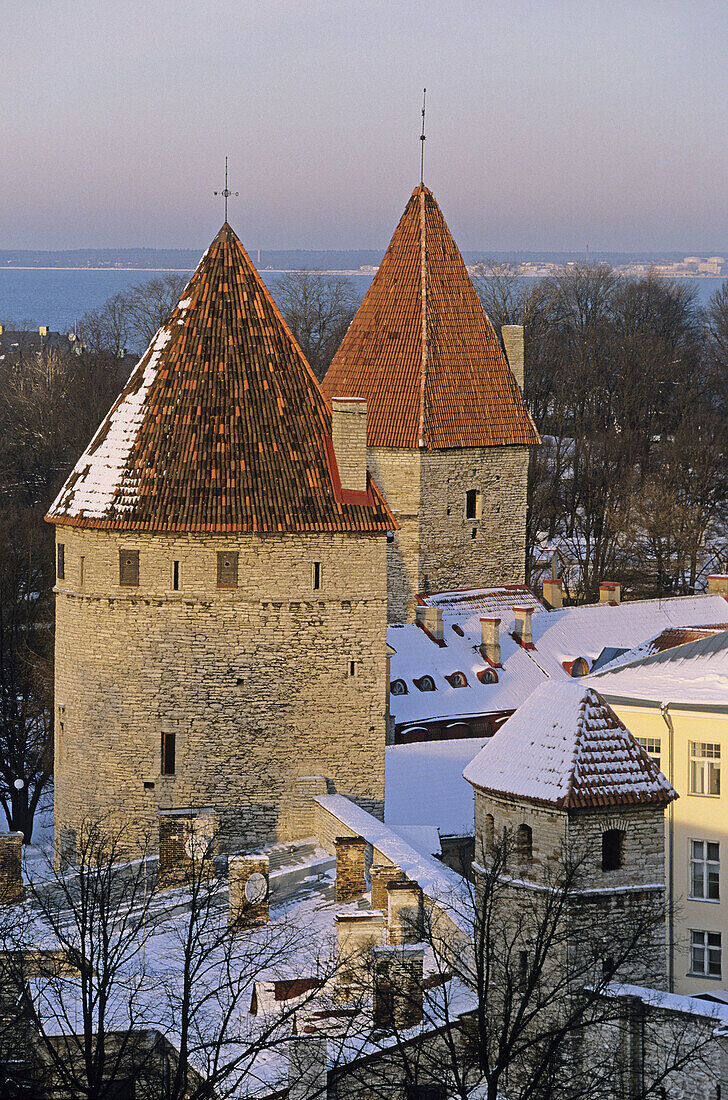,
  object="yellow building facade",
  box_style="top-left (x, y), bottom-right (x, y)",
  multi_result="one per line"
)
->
top-left (590, 630), bottom-right (728, 995)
